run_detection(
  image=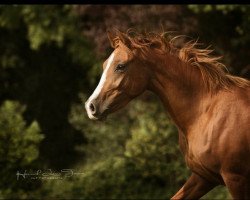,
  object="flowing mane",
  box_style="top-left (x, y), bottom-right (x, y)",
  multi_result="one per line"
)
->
top-left (110, 29), bottom-right (250, 92)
